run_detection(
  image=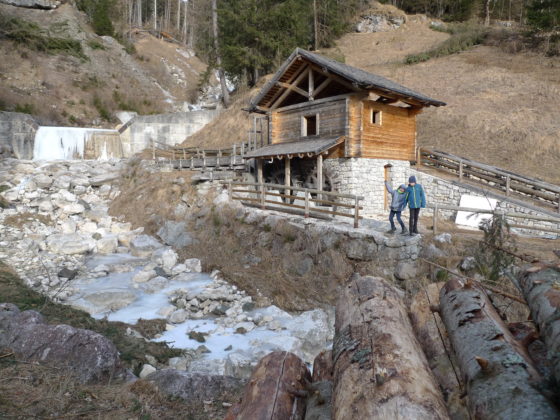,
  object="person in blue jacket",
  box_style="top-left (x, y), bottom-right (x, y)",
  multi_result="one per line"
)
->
top-left (404, 175), bottom-right (426, 235)
top-left (384, 181), bottom-right (407, 234)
